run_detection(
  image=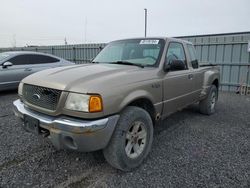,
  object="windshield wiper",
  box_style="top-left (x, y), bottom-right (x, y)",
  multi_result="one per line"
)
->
top-left (110, 61), bottom-right (144, 68)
